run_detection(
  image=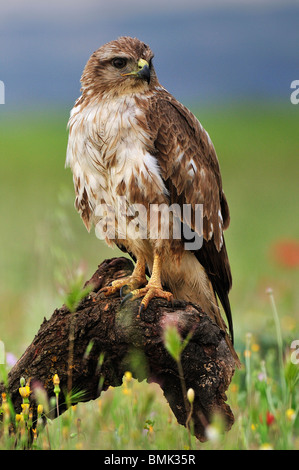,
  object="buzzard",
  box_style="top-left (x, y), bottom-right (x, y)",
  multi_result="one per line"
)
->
top-left (66, 37), bottom-right (236, 354)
